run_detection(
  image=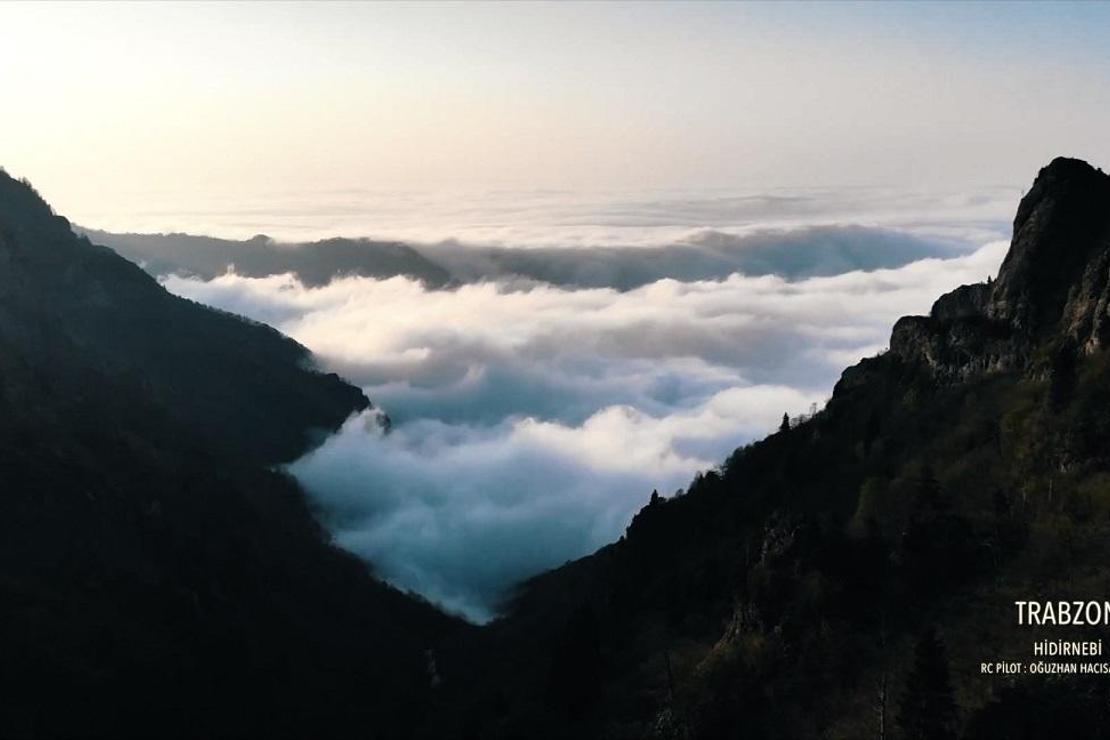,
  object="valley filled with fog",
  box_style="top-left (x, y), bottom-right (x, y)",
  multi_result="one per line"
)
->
top-left (150, 187), bottom-right (1013, 621)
